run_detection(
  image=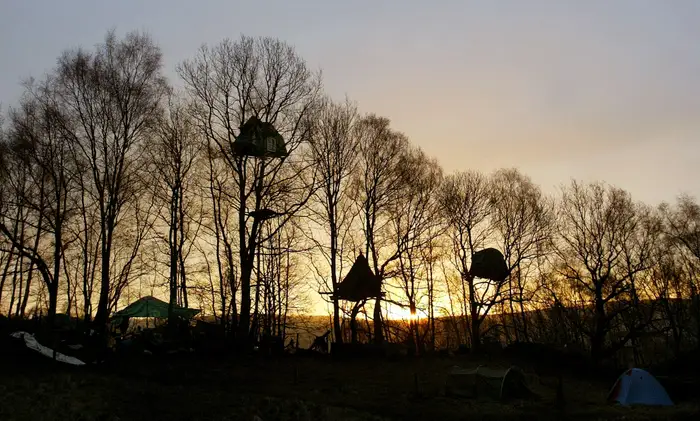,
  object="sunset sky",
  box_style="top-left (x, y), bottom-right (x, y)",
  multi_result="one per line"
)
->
top-left (1, 0), bottom-right (699, 317)
top-left (2, 1), bottom-right (699, 205)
